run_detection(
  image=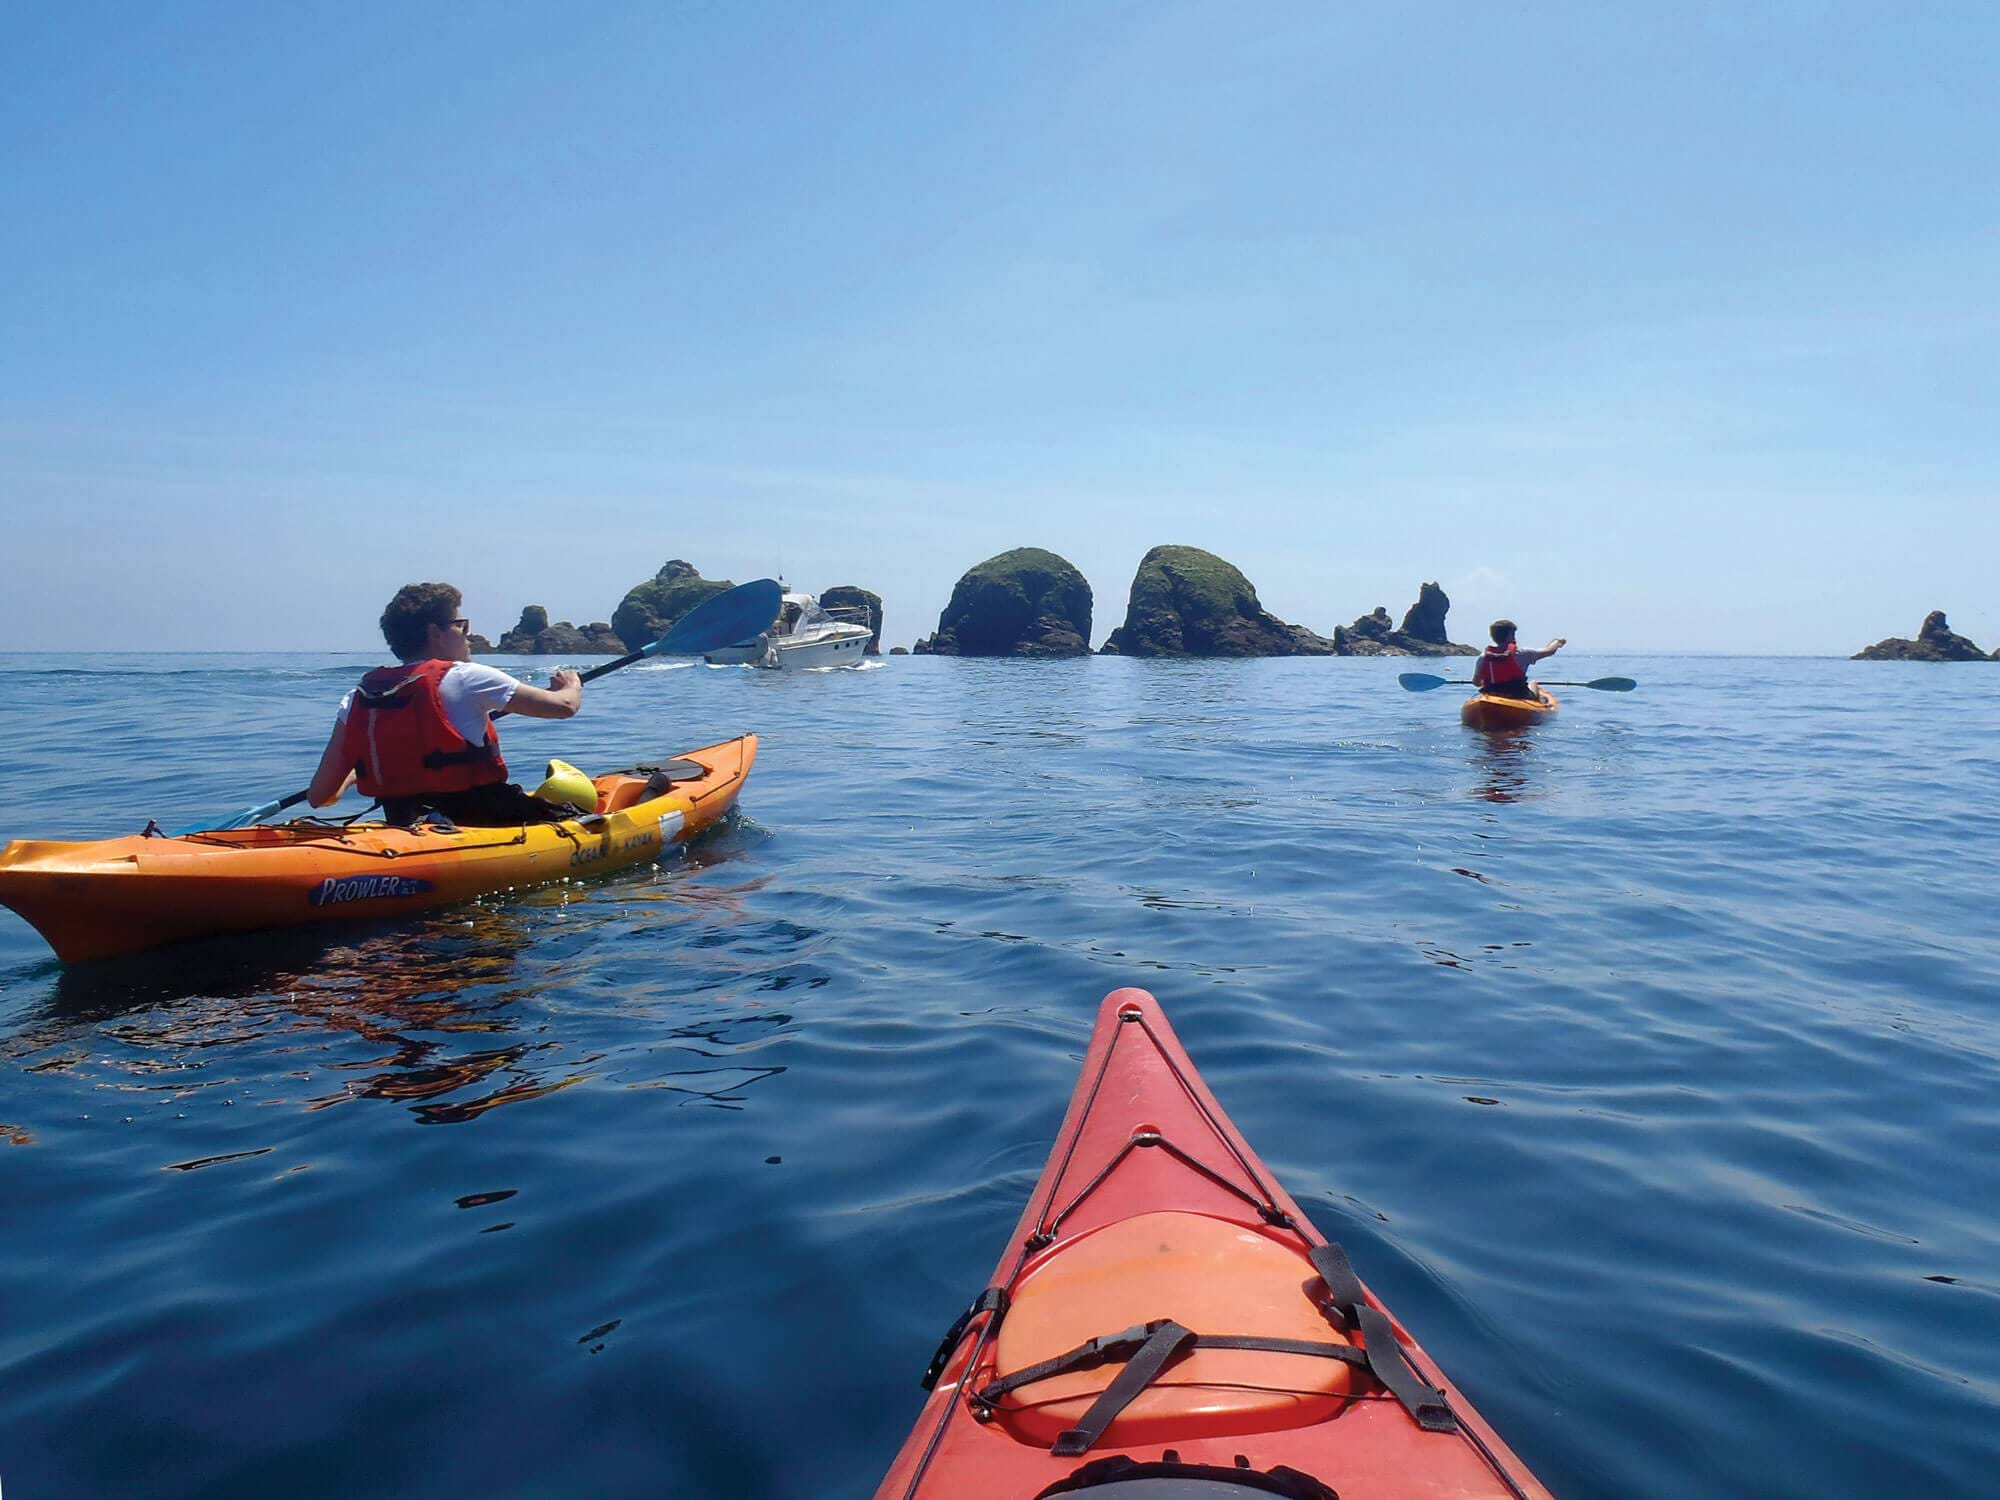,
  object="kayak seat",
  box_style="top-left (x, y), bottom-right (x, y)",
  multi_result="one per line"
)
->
top-left (989, 1211), bottom-right (1355, 1449)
